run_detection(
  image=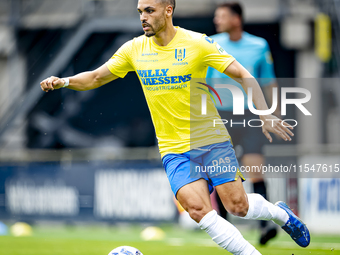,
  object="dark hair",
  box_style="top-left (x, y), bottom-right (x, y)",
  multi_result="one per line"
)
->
top-left (218, 2), bottom-right (243, 24)
top-left (169, 0), bottom-right (176, 14)
top-left (161, 0), bottom-right (176, 16)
